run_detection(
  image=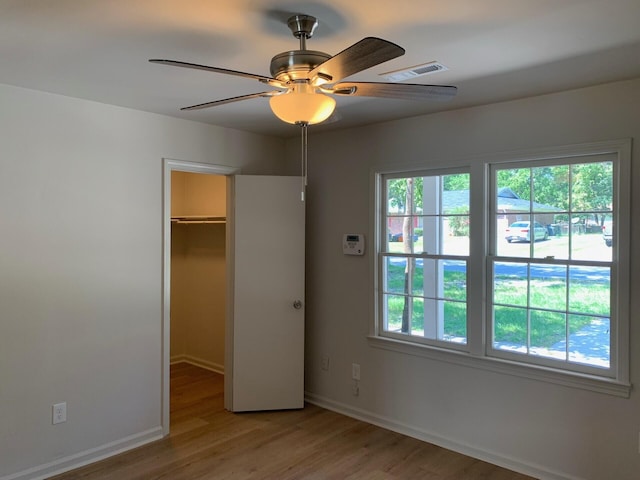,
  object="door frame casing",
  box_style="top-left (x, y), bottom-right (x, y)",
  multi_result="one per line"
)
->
top-left (162, 158), bottom-right (240, 436)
